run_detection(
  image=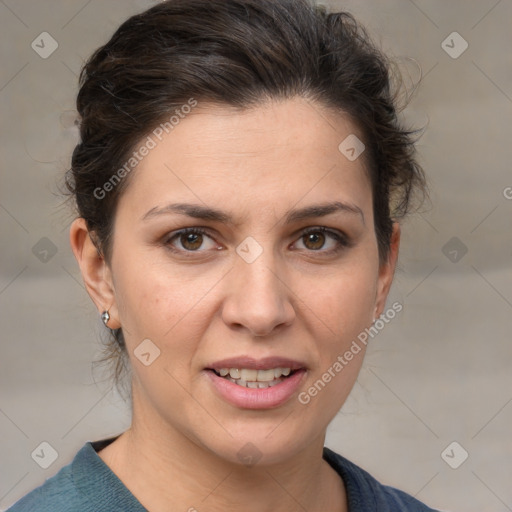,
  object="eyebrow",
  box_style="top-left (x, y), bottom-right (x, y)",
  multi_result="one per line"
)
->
top-left (141, 200), bottom-right (365, 225)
